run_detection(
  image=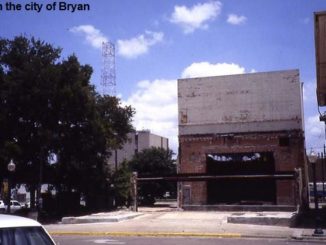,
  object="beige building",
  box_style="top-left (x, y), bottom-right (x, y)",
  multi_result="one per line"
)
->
top-left (108, 130), bottom-right (169, 170)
